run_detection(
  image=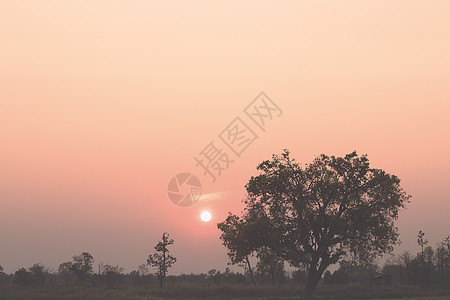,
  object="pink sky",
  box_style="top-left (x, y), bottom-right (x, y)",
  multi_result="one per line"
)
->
top-left (1, 1), bottom-right (449, 274)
